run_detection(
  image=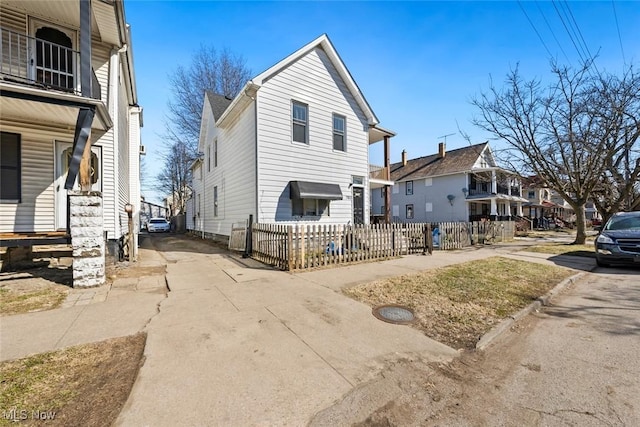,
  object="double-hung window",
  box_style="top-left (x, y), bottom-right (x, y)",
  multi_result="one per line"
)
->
top-left (406, 180), bottom-right (413, 195)
top-left (214, 139), bottom-right (218, 167)
top-left (292, 101), bottom-right (308, 144)
top-left (333, 114), bottom-right (346, 151)
top-left (1, 132), bottom-right (21, 202)
top-left (406, 204), bottom-right (414, 219)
